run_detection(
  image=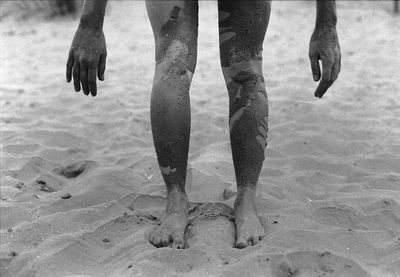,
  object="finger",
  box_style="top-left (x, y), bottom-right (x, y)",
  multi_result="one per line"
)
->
top-left (98, 54), bottom-right (106, 81)
top-left (309, 53), bottom-right (321, 82)
top-left (80, 62), bottom-right (89, 95)
top-left (330, 57), bottom-right (341, 83)
top-left (66, 50), bottom-right (74, 82)
top-left (314, 62), bottom-right (333, 98)
top-left (73, 61), bottom-right (80, 92)
top-left (88, 65), bottom-right (97, 97)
